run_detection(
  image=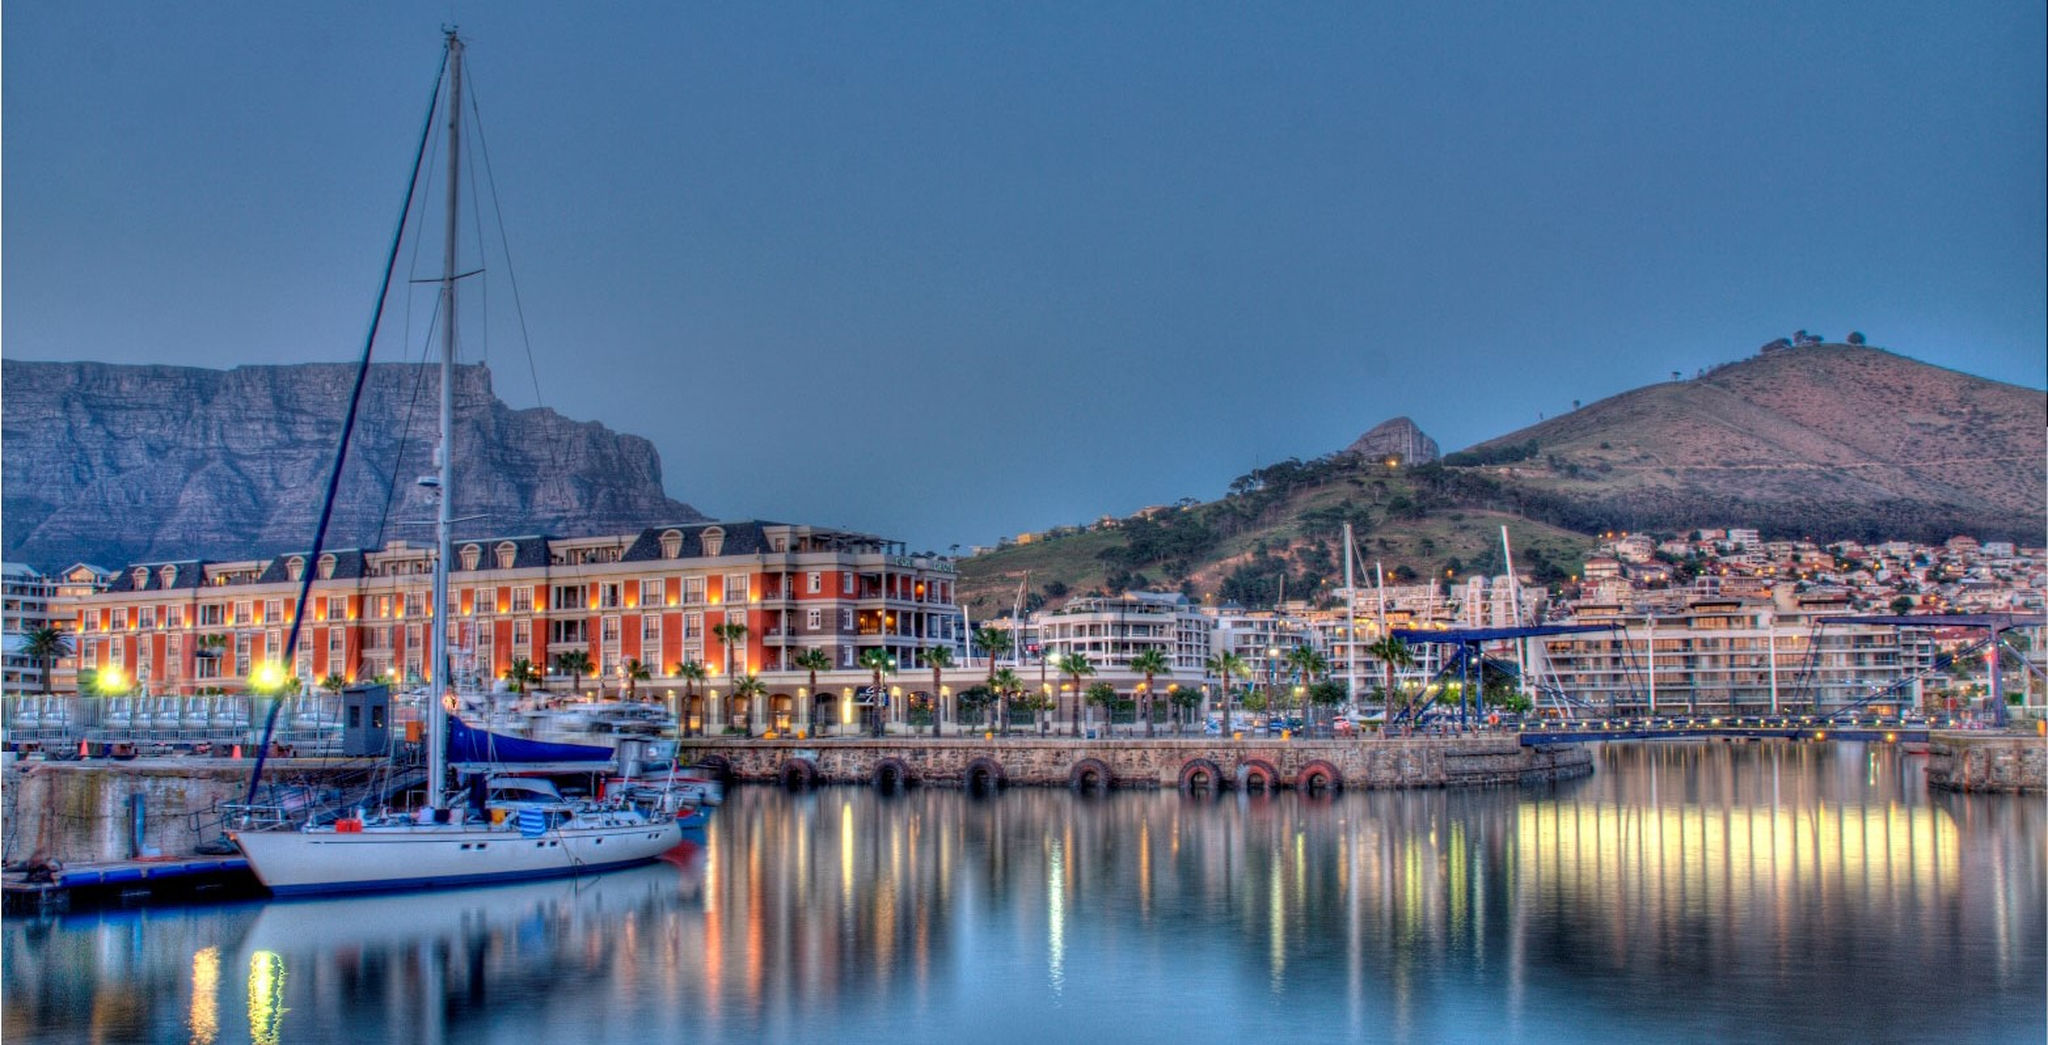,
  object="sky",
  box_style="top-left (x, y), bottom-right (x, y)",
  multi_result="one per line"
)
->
top-left (5, 2), bottom-right (2043, 553)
